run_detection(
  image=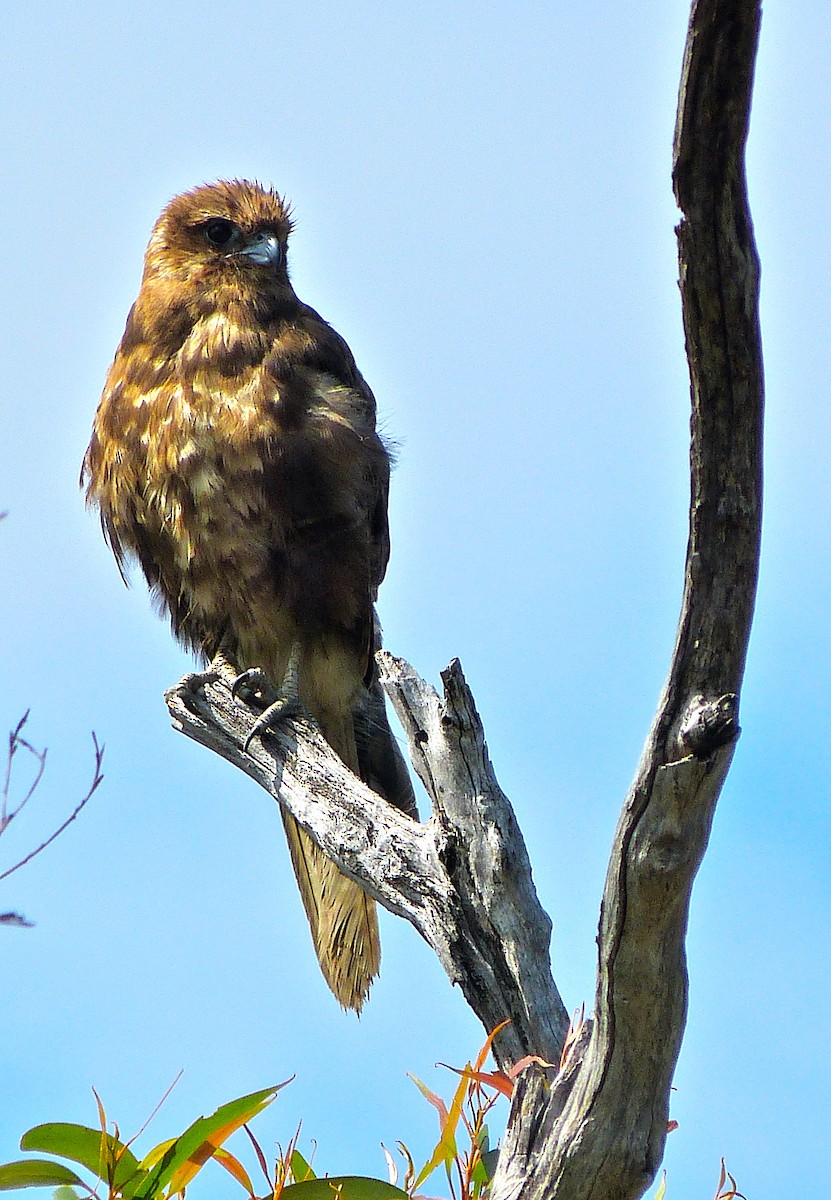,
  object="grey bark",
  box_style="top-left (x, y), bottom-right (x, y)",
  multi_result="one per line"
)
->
top-left (165, 654), bottom-right (570, 1071)
top-left (165, 0), bottom-right (764, 1195)
top-left (492, 0), bottom-right (763, 1195)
